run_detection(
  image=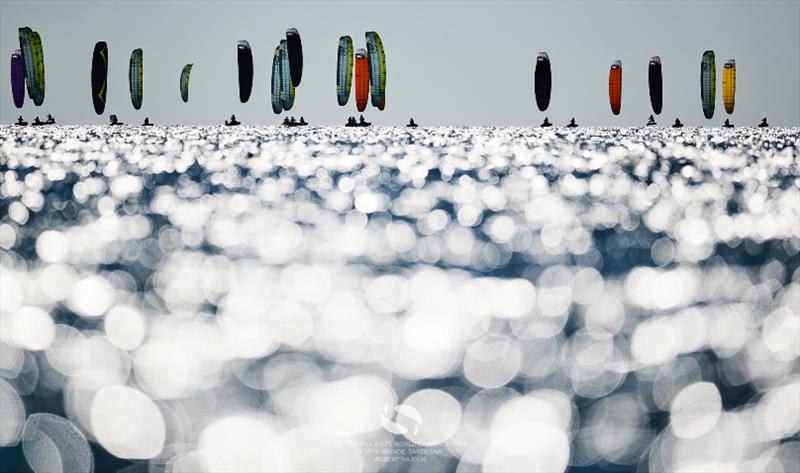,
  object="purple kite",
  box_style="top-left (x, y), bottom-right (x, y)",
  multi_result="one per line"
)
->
top-left (11, 49), bottom-right (25, 108)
